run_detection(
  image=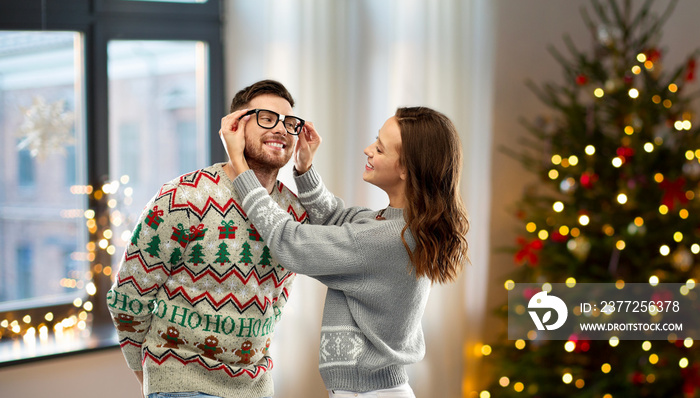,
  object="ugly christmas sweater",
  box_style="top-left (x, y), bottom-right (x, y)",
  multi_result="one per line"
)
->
top-left (232, 166), bottom-right (432, 393)
top-left (107, 163), bottom-right (307, 398)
